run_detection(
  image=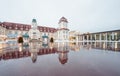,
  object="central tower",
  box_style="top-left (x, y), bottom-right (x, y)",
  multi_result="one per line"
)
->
top-left (32, 19), bottom-right (37, 29)
top-left (28, 19), bottom-right (40, 41)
